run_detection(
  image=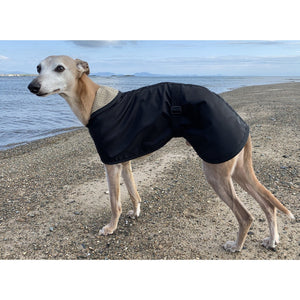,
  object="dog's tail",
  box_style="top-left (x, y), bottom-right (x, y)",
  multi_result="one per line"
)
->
top-left (255, 180), bottom-right (295, 219)
top-left (242, 136), bottom-right (295, 219)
